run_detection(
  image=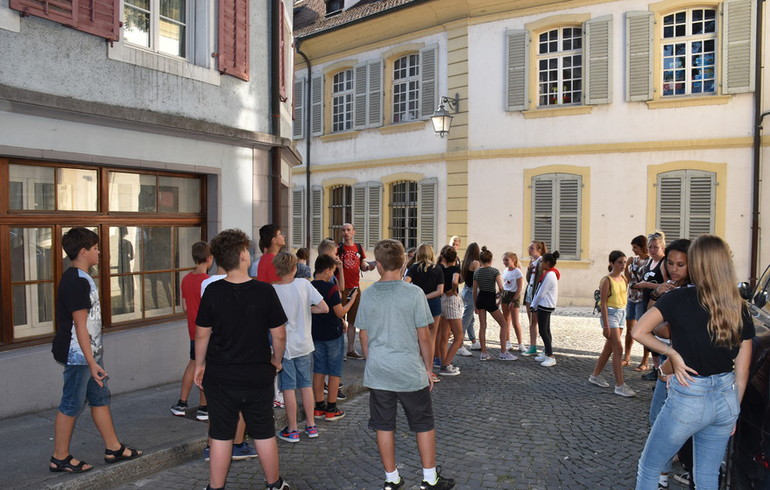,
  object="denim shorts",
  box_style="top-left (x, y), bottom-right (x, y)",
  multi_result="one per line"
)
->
top-left (313, 336), bottom-right (345, 377)
top-left (601, 307), bottom-right (626, 328)
top-left (279, 353), bottom-right (313, 390)
top-left (58, 360), bottom-right (111, 417)
top-left (625, 300), bottom-right (646, 321)
top-left (427, 297), bottom-right (442, 317)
